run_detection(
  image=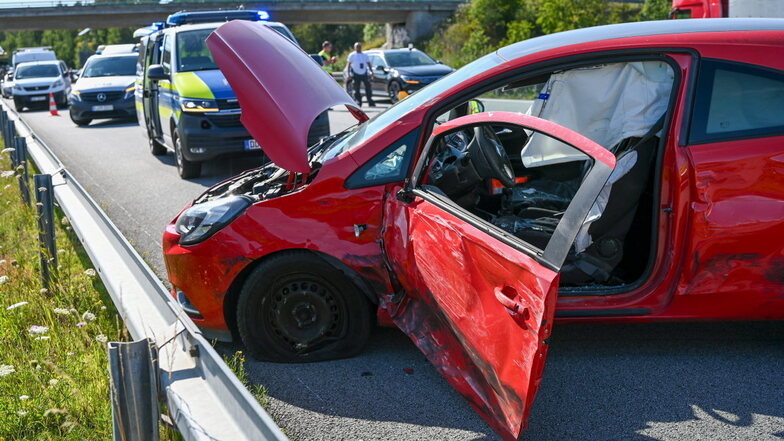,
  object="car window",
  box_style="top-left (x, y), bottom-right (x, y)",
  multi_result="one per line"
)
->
top-left (690, 59), bottom-right (784, 144)
top-left (419, 122), bottom-right (592, 256)
top-left (177, 28), bottom-right (218, 72)
top-left (386, 51), bottom-right (437, 67)
top-left (370, 55), bottom-right (385, 68)
top-left (136, 42), bottom-right (146, 76)
top-left (266, 24), bottom-right (298, 44)
top-left (345, 129), bottom-right (418, 189)
top-left (14, 64), bottom-right (60, 79)
top-left (82, 56), bottom-right (137, 78)
top-left (161, 34), bottom-right (173, 73)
